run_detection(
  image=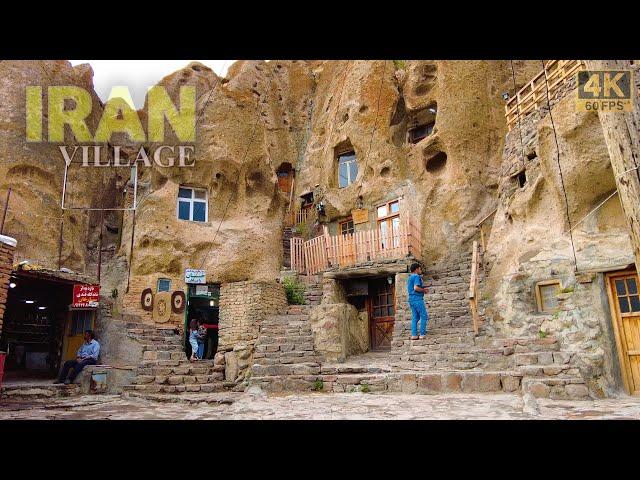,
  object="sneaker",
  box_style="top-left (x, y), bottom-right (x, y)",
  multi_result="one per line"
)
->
top-left (419, 335), bottom-right (426, 340)
top-left (410, 336), bottom-right (419, 340)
